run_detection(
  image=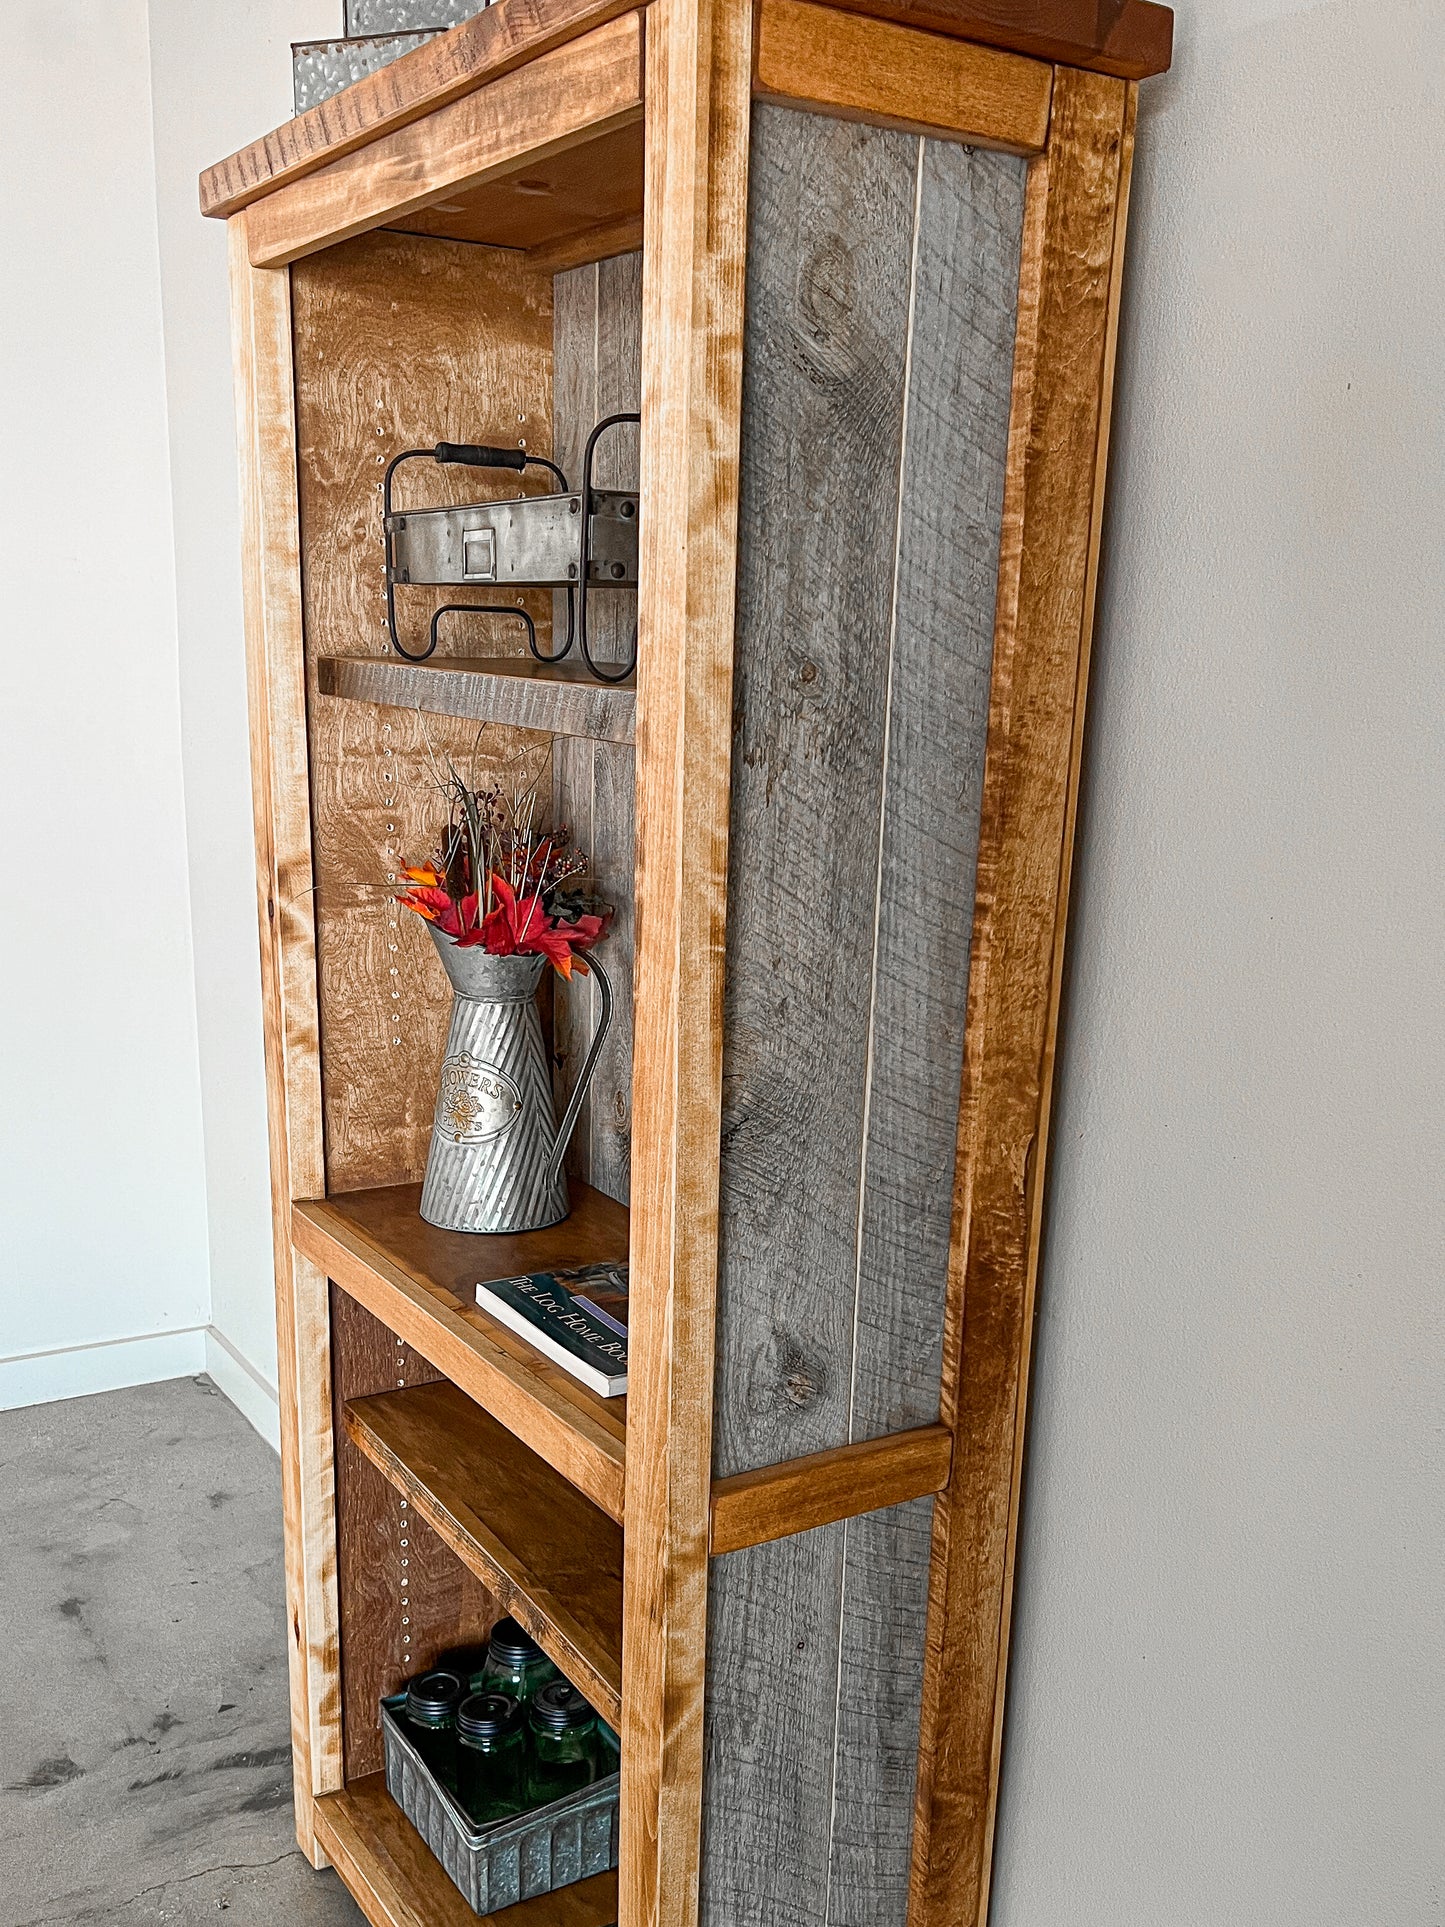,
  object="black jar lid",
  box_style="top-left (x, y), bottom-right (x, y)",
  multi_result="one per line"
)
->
top-left (530, 1680), bottom-right (596, 1732)
top-left (405, 1670), bottom-right (462, 1724)
top-left (457, 1692), bottom-right (523, 1741)
top-left (487, 1616), bottom-right (545, 1666)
